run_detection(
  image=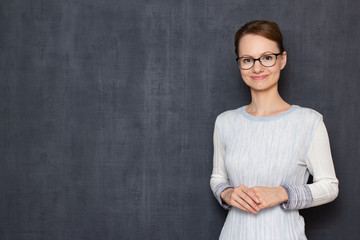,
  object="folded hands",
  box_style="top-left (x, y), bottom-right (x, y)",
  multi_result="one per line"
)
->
top-left (220, 185), bottom-right (288, 214)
